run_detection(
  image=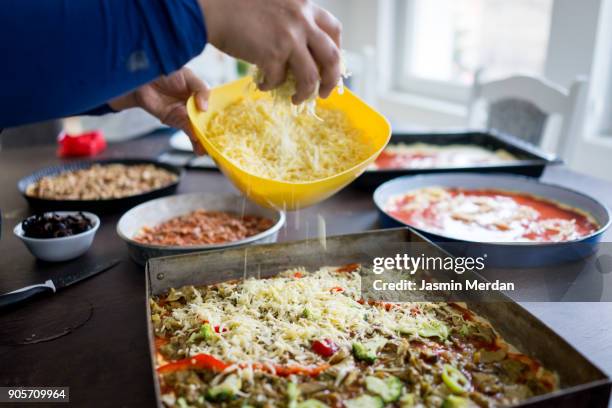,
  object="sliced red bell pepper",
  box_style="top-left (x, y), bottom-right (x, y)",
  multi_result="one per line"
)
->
top-left (311, 339), bottom-right (339, 357)
top-left (159, 355), bottom-right (329, 378)
top-left (157, 353), bottom-right (229, 374)
top-left (273, 363), bottom-right (330, 377)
